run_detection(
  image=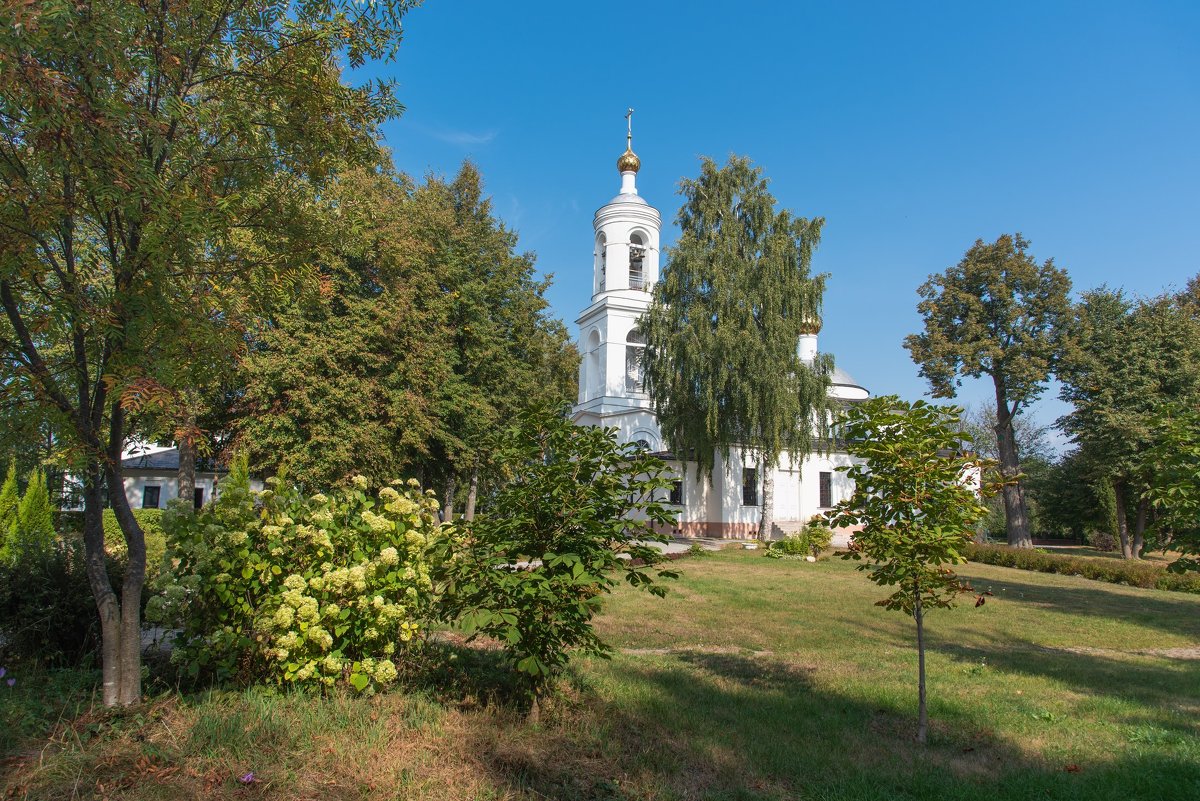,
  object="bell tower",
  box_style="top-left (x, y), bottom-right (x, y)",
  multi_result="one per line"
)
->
top-left (572, 110), bottom-right (664, 451)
